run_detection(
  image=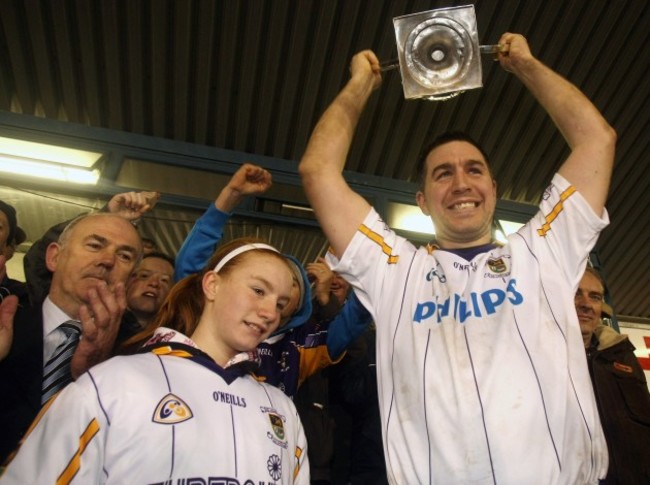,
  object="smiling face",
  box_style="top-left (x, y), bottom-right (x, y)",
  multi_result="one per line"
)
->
top-left (127, 256), bottom-right (175, 326)
top-left (330, 272), bottom-right (350, 305)
top-left (575, 270), bottom-right (605, 347)
top-left (46, 214), bottom-right (142, 318)
top-left (416, 140), bottom-right (497, 249)
top-left (197, 251), bottom-right (293, 365)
